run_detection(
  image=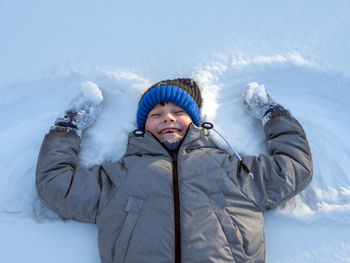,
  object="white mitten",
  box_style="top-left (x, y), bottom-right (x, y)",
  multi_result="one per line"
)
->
top-left (54, 81), bottom-right (103, 136)
top-left (242, 82), bottom-right (284, 124)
